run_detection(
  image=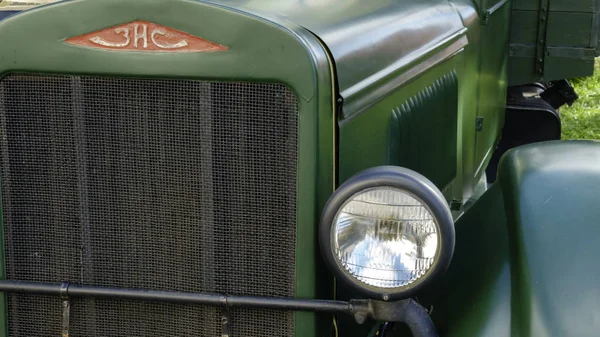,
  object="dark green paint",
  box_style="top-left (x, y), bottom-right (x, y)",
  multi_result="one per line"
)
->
top-left (422, 183), bottom-right (512, 337)
top-left (421, 140), bottom-right (600, 337)
top-left (449, 0), bottom-right (486, 204)
top-left (209, 0), bottom-right (467, 118)
top-left (498, 141), bottom-right (600, 337)
top-left (546, 12), bottom-right (595, 46)
top-left (0, 0), bottom-right (314, 98)
top-left (479, 0), bottom-right (511, 25)
top-left (337, 5), bottom-right (511, 334)
top-left (387, 70), bottom-right (458, 191)
top-left (338, 0), bottom-right (510, 209)
top-left (508, 0), bottom-right (600, 85)
top-left (473, 0), bottom-right (509, 182)
top-left (0, 1), bottom-right (335, 336)
top-left (447, 0), bottom-right (509, 205)
top-left (338, 54), bottom-right (464, 201)
top-left (513, 0), bottom-right (597, 12)
top-left (510, 11), bottom-right (543, 45)
top-left (1, 0), bottom-right (599, 336)
top-left (480, 0), bottom-right (509, 11)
